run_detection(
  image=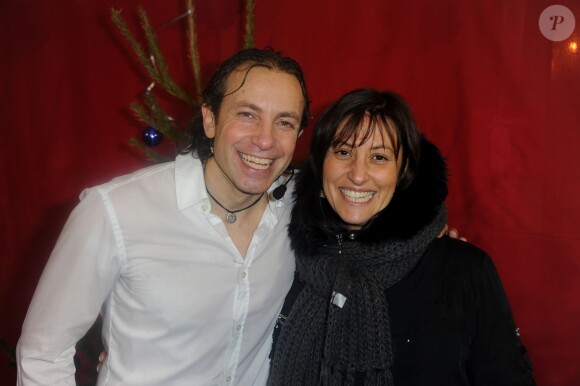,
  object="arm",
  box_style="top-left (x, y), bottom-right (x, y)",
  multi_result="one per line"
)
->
top-left (469, 254), bottom-right (535, 386)
top-left (17, 189), bottom-right (123, 385)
